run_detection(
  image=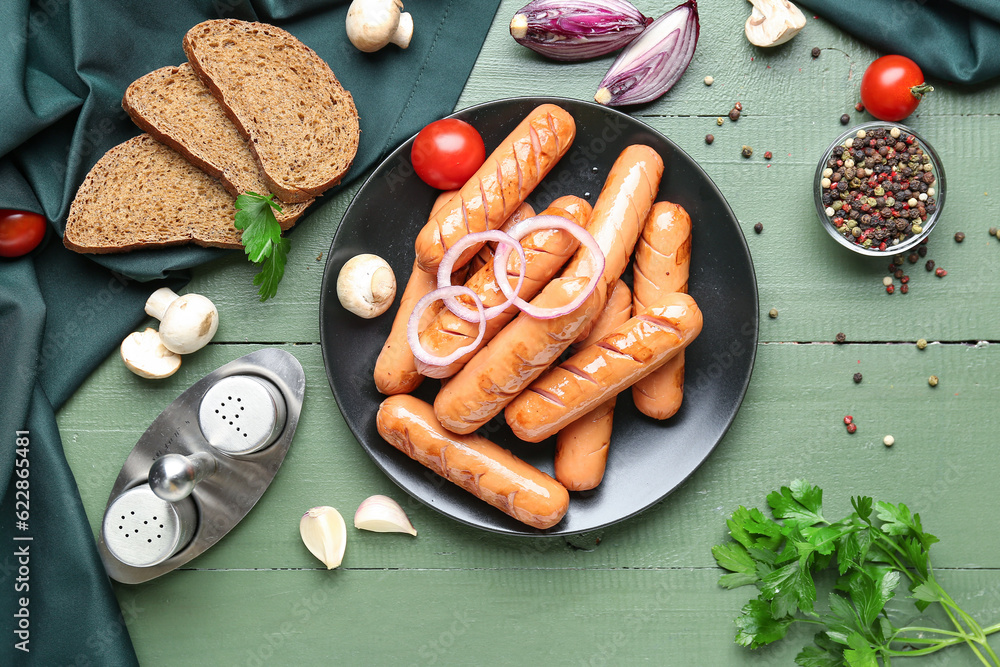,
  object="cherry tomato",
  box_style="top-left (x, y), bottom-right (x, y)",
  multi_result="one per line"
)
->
top-left (411, 119), bottom-right (486, 190)
top-left (0, 209), bottom-right (47, 258)
top-left (860, 55), bottom-right (933, 122)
